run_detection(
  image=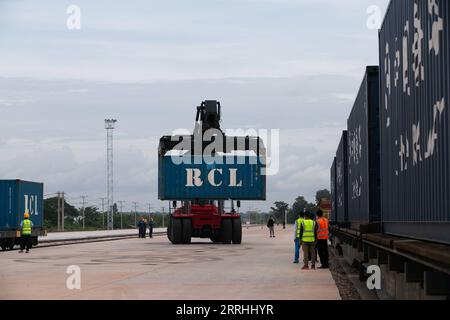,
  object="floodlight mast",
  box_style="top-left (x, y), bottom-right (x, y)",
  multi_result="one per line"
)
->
top-left (105, 119), bottom-right (117, 230)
